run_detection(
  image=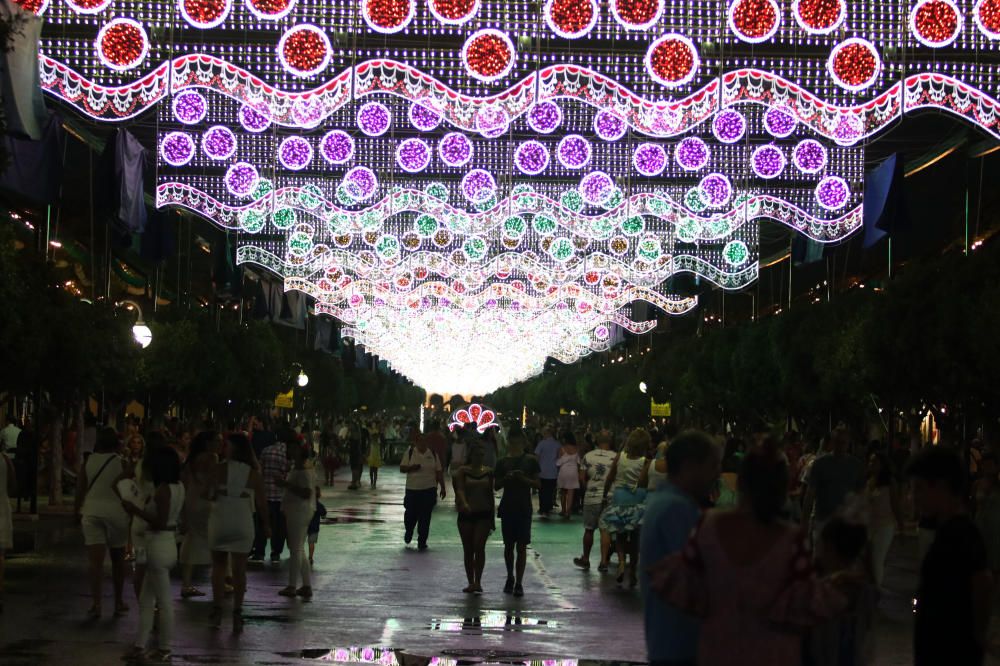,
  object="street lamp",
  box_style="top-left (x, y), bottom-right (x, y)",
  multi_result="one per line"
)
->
top-left (119, 300), bottom-right (152, 349)
top-left (297, 370), bottom-right (309, 387)
top-left (639, 381), bottom-right (648, 394)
